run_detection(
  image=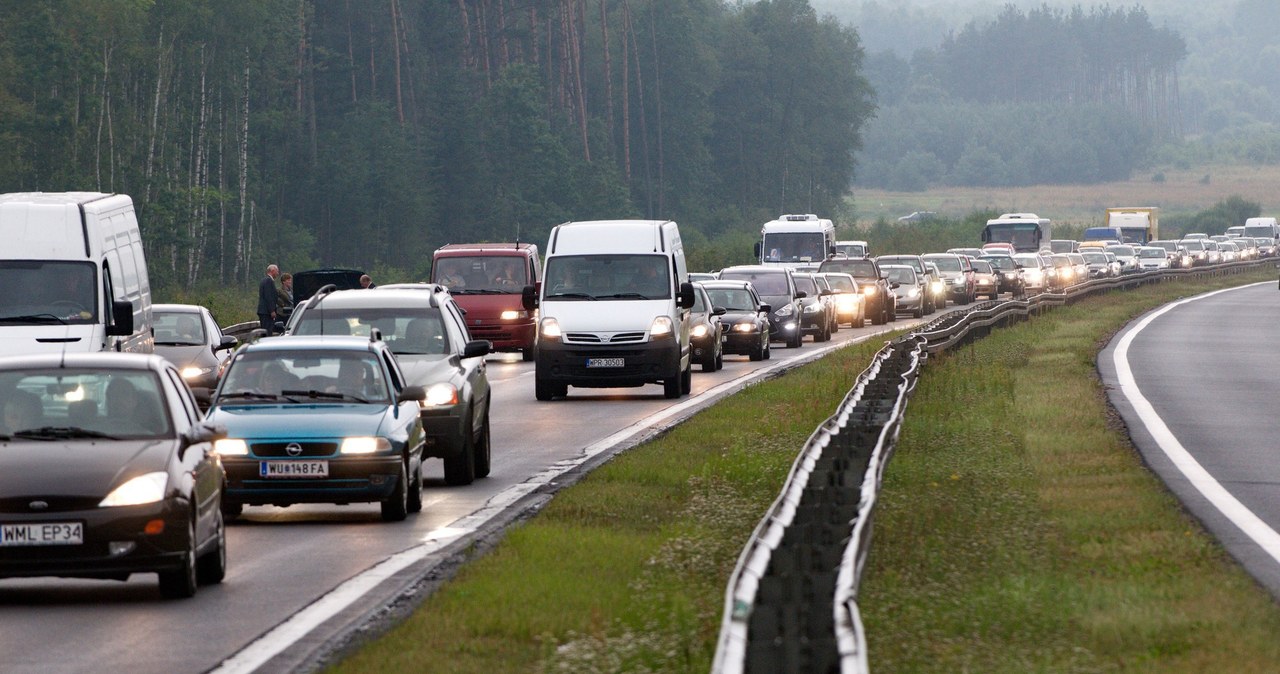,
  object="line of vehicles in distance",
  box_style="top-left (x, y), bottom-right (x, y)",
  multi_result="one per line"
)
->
top-left (1, 194), bottom-right (1274, 600)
